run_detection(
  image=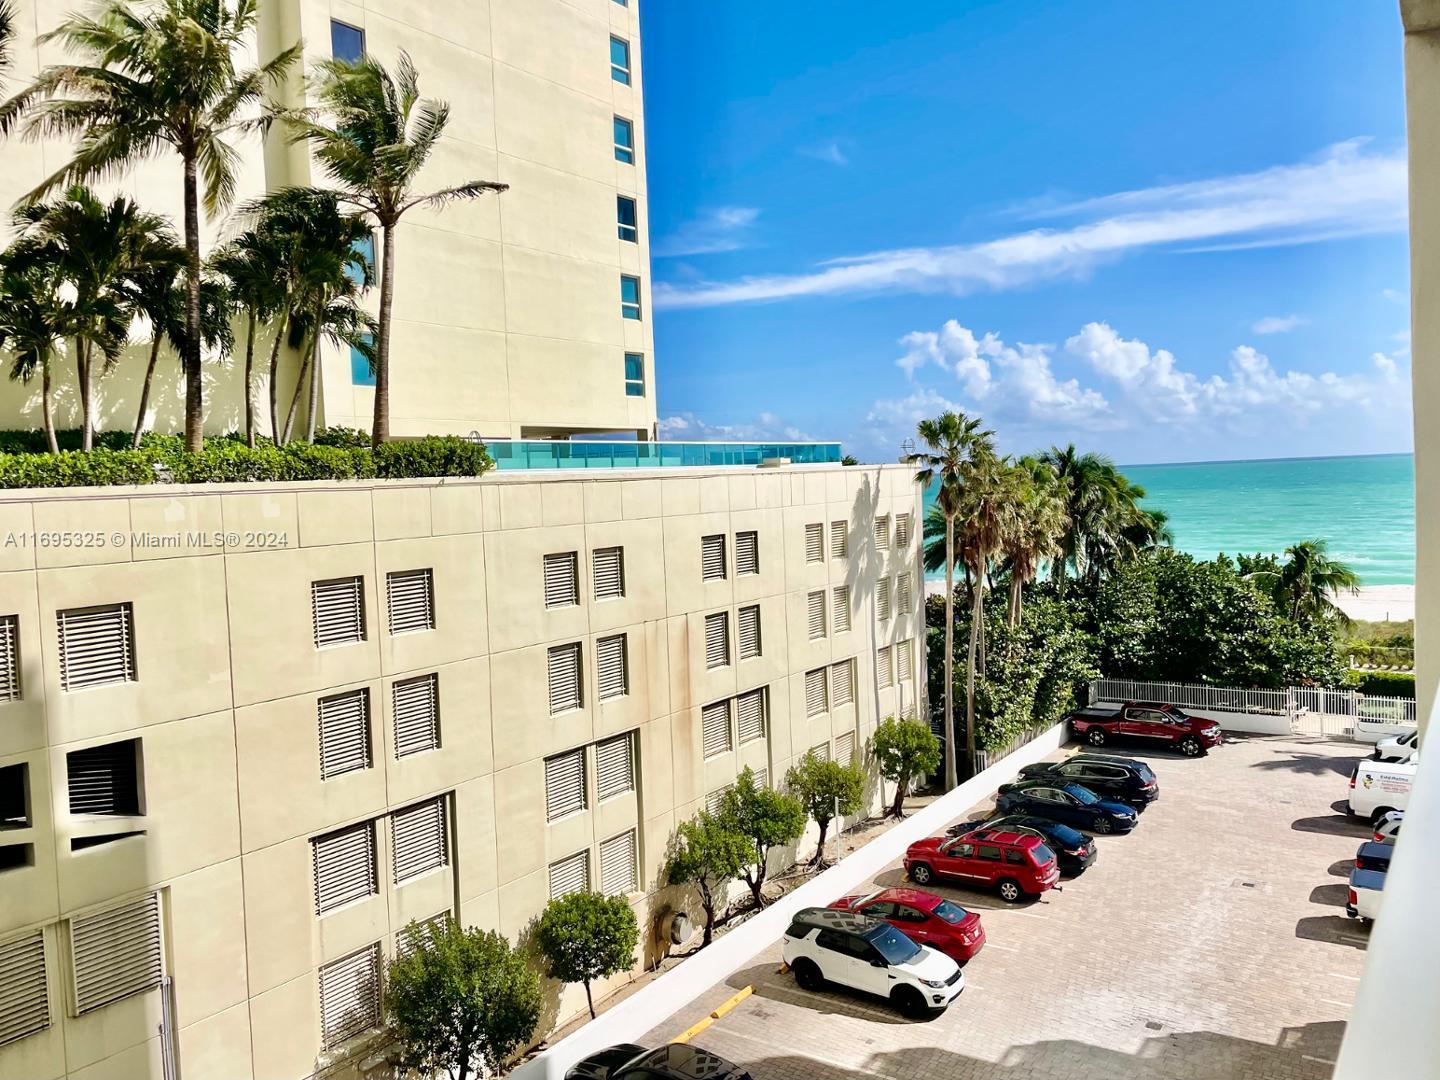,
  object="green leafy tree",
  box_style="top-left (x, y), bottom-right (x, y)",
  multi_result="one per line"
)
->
top-left (872, 716), bottom-right (942, 818)
top-left (1245, 538), bottom-right (1360, 623)
top-left (1039, 444), bottom-right (1164, 588)
top-left (386, 918), bottom-right (542, 1080)
top-left (535, 891), bottom-right (639, 1020)
top-left (1000, 457), bottom-right (1068, 627)
top-left (721, 766), bottom-right (806, 906)
top-left (667, 810), bottom-right (750, 946)
top-left (285, 51), bottom-right (506, 447)
top-left (785, 752), bottom-right (865, 865)
top-left (0, 252), bottom-right (68, 453)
